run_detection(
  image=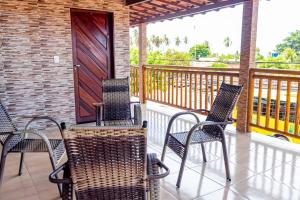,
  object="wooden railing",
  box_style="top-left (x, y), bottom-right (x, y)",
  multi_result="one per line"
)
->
top-left (131, 65), bottom-right (300, 139)
top-left (248, 68), bottom-right (300, 139)
top-left (131, 65), bottom-right (239, 116)
top-left (130, 66), bottom-right (140, 97)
